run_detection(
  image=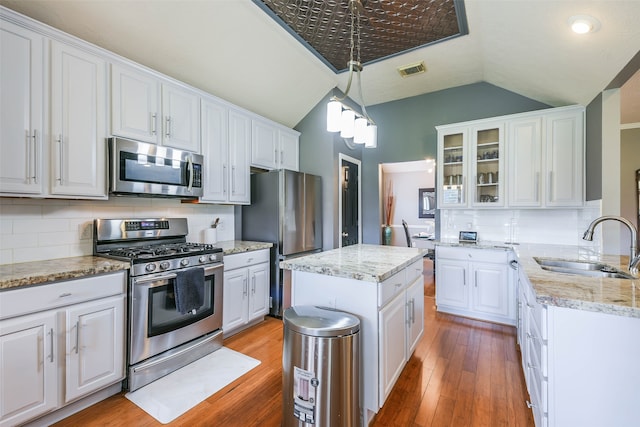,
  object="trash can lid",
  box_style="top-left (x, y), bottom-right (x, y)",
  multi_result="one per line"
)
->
top-left (283, 306), bottom-right (360, 337)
